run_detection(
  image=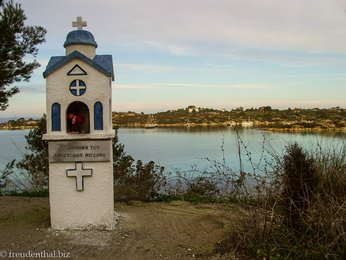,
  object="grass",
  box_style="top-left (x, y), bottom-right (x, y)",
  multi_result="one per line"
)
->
top-left (157, 194), bottom-right (228, 203)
